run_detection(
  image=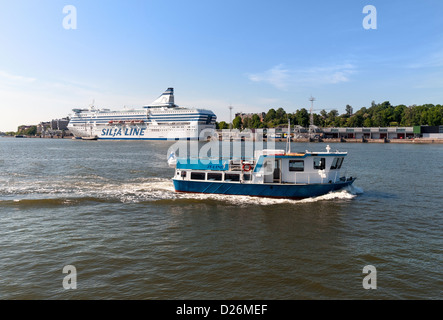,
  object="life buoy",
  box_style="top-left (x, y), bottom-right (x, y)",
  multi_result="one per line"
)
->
top-left (242, 163), bottom-right (252, 172)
